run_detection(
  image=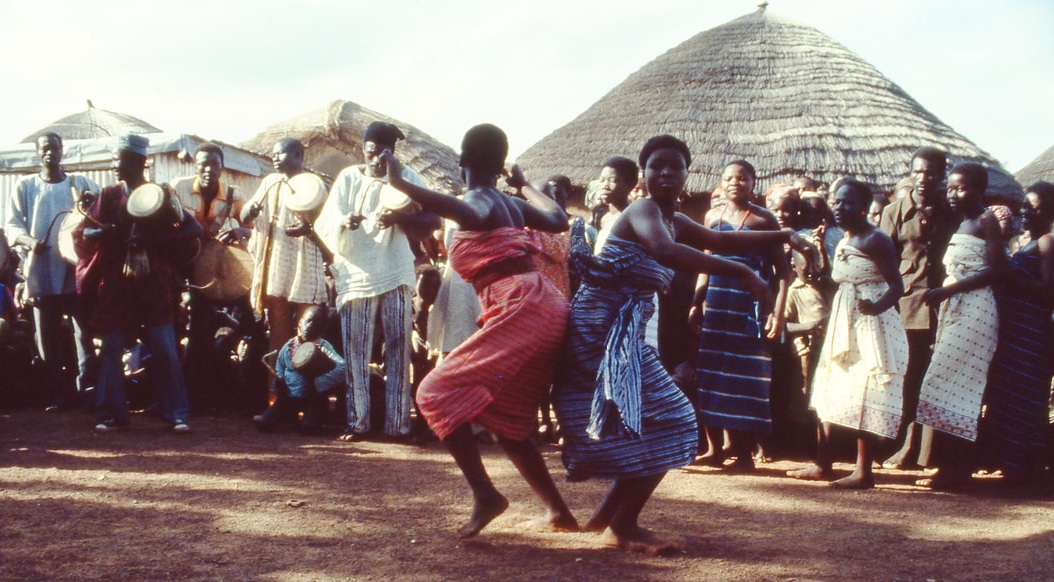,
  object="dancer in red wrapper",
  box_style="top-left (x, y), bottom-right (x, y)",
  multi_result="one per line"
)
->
top-left (380, 123), bottom-right (577, 538)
